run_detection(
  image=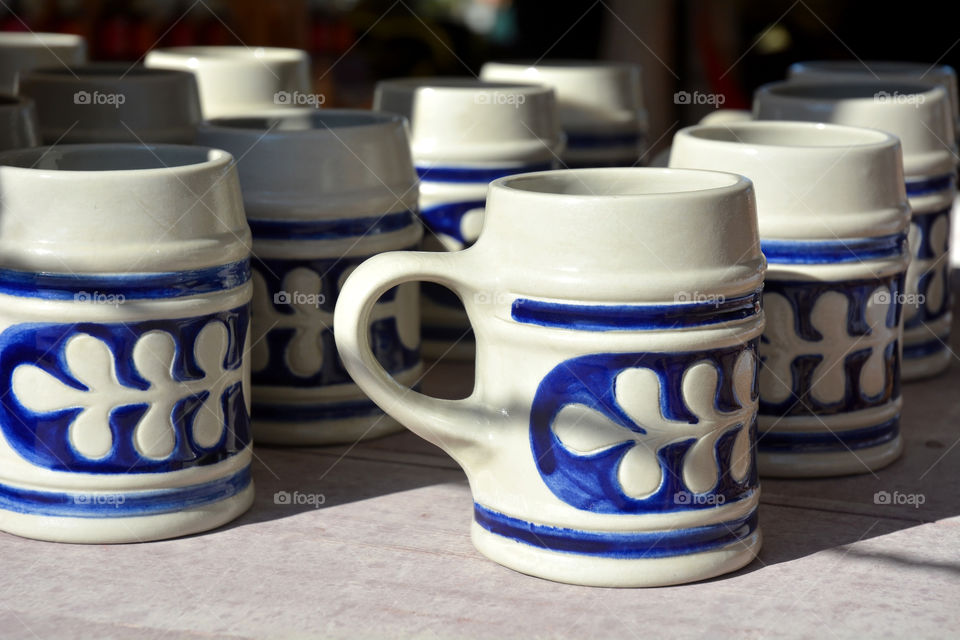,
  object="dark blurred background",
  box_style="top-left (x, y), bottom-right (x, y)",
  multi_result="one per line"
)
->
top-left (4, 0), bottom-right (959, 155)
